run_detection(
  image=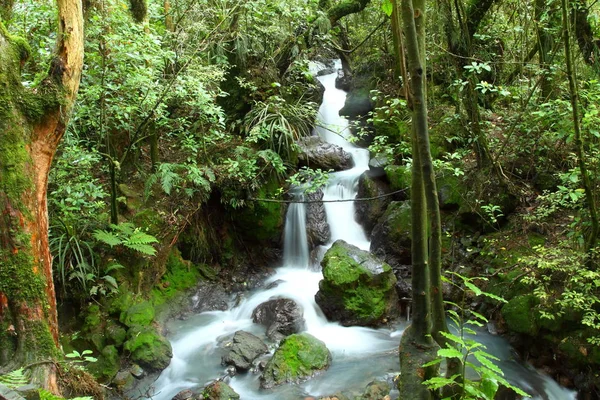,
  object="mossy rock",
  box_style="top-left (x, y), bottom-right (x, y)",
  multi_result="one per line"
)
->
top-left (123, 326), bottom-right (172, 371)
top-left (131, 208), bottom-right (165, 237)
top-left (260, 333), bottom-right (332, 389)
top-left (436, 170), bottom-right (464, 210)
top-left (120, 300), bottom-right (155, 328)
top-left (385, 165), bottom-right (411, 192)
top-left (89, 345), bottom-right (120, 382)
top-left (501, 295), bottom-right (539, 335)
top-left (151, 248), bottom-right (202, 306)
top-left (557, 330), bottom-right (600, 367)
top-left (233, 179), bottom-right (283, 243)
top-left (202, 380), bottom-right (240, 400)
top-left (370, 201), bottom-right (412, 266)
top-left (315, 240), bottom-right (400, 326)
top-left (104, 320), bottom-right (127, 347)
